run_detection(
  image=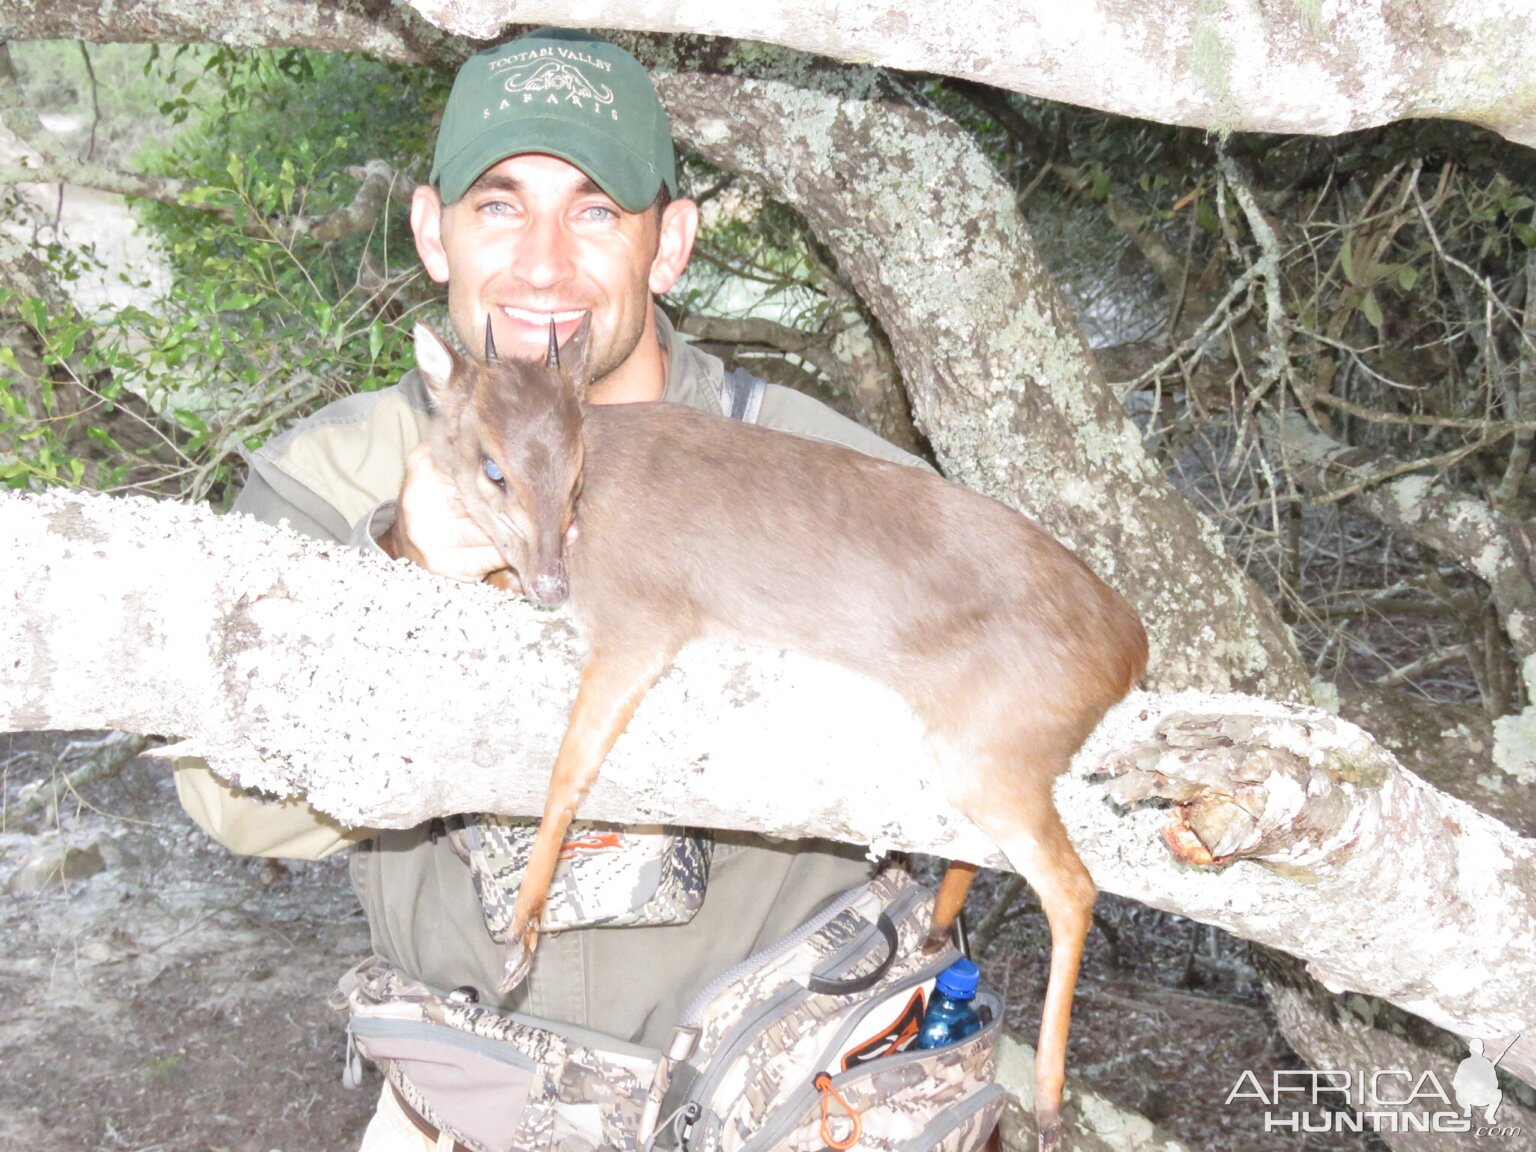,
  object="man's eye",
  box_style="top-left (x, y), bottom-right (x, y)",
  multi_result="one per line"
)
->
top-left (578, 204), bottom-right (618, 222)
top-left (483, 457), bottom-right (506, 486)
